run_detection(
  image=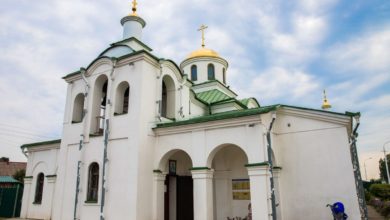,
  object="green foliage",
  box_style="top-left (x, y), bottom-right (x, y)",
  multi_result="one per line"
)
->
top-left (379, 154), bottom-right (390, 182)
top-left (363, 179), bottom-right (382, 190)
top-left (369, 184), bottom-right (390, 200)
top-left (365, 190), bottom-right (372, 201)
top-left (12, 169), bottom-right (26, 183)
